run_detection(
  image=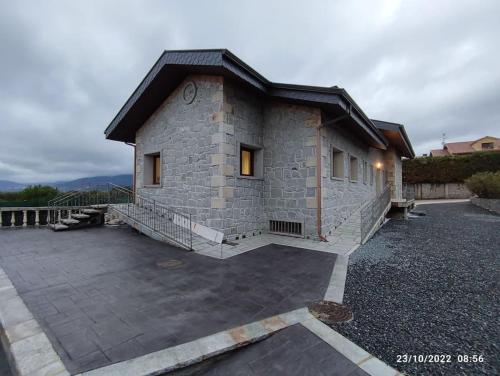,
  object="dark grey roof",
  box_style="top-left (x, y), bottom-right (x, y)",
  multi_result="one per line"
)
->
top-left (105, 49), bottom-right (389, 149)
top-left (372, 119), bottom-right (415, 158)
